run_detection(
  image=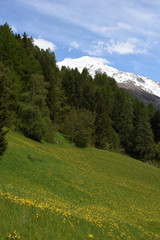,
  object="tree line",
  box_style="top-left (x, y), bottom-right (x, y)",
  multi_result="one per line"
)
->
top-left (1, 23), bottom-right (160, 162)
